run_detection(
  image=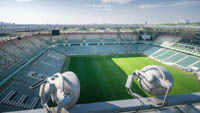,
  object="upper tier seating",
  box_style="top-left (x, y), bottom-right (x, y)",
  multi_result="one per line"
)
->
top-left (170, 38), bottom-right (200, 54)
top-left (155, 35), bottom-right (182, 46)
